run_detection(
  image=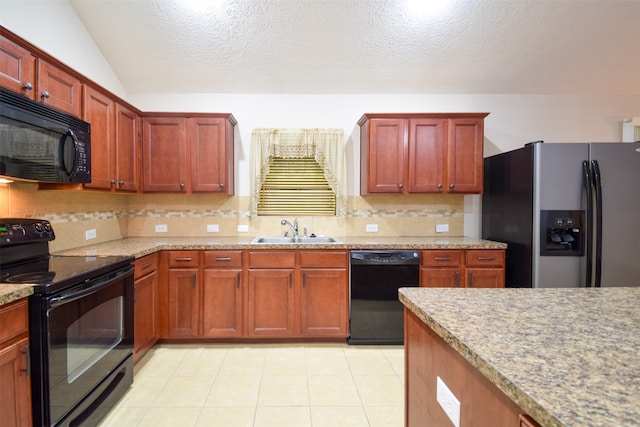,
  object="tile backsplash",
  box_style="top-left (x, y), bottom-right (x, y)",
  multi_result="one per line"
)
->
top-left (1, 182), bottom-right (464, 252)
